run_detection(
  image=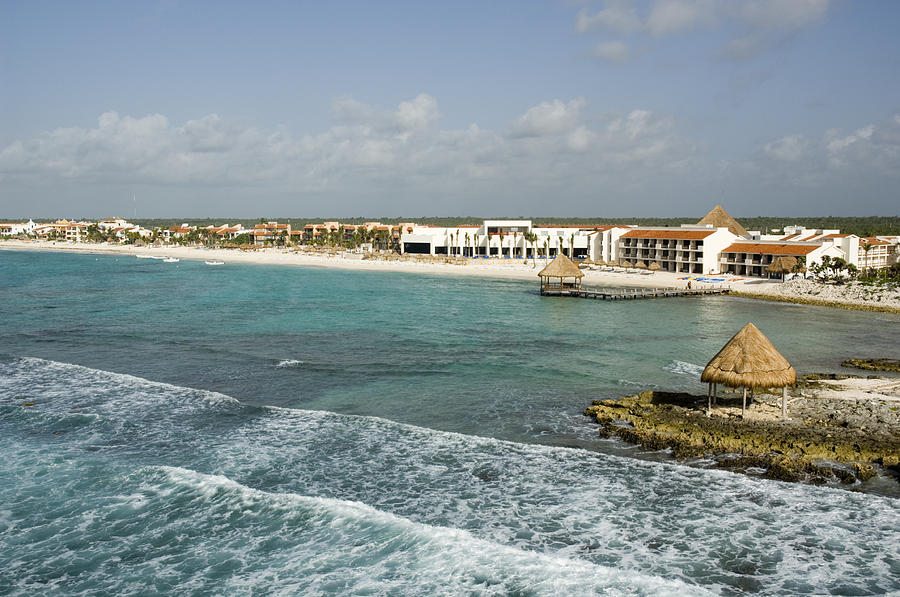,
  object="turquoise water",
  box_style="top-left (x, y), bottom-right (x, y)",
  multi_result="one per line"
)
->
top-left (1, 249), bottom-right (898, 595)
